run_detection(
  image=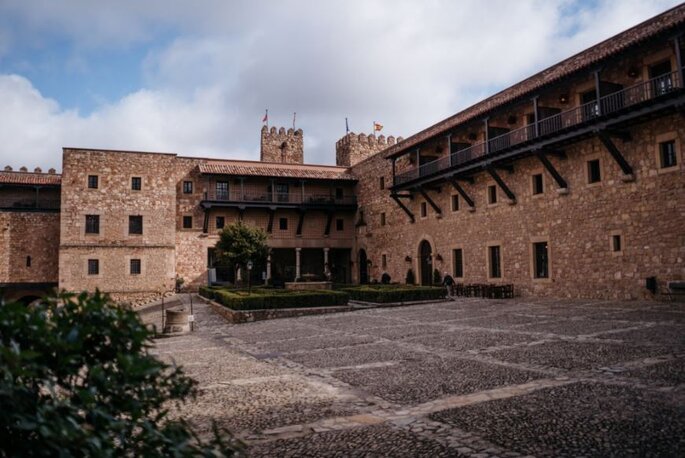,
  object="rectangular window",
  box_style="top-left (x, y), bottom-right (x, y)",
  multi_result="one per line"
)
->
top-left (451, 194), bottom-right (459, 212)
top-left (128, 215), bottom-right (143, 235)
top-left (488, 185), bottom-right (497, 204)
top-left (87, 259), bottom-right (99, 275)
top-left (532, 174), bottom-right (544, 195)
top-left (533, 241), bottom-right (549, 279)
top-left (130, 258), bottom-right (141, 275)
top-left (26, 256), bottom-right (31, 267)
top-left (85, 215), bottom-right (100, 234)
top-left (275, 183), bottom-right (289, 202)
top-left (336, 218), bottom-right (344, 231)
top-left (182, 216), bottom-right (193, 229)
top-left (87, 175), bottom-right (98, 189)
top-left (216, 181), bottom-right (229, 200)
top-left (380, 212), bottom-right (386, 226)
top-left (382, 254), bottom-right (387, 269)
top-left (335, 188), bottom-right (344, 199)
top-left (489, 245), bottom-right (501, 278)
top-left (379, 177), bottom-right (385, 190)
top-left (612, 234), bottom-right (622, 252)
top-left (131, 176), bottom-right (142, 191)
top-left (659, 140), bottom-right (677, 168)
top-left (279, 217), bottom-right (288, 230)
top-left (183, 181), bottom-right (193, 194)
top-left (453, 248), bottom-right (463, 278)
top-left (587, 159), bottom-right (601, 183)
top-left (216, 216), bottom-right (225, 229)
top-left (420, 202), bottom-right (427, 217)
